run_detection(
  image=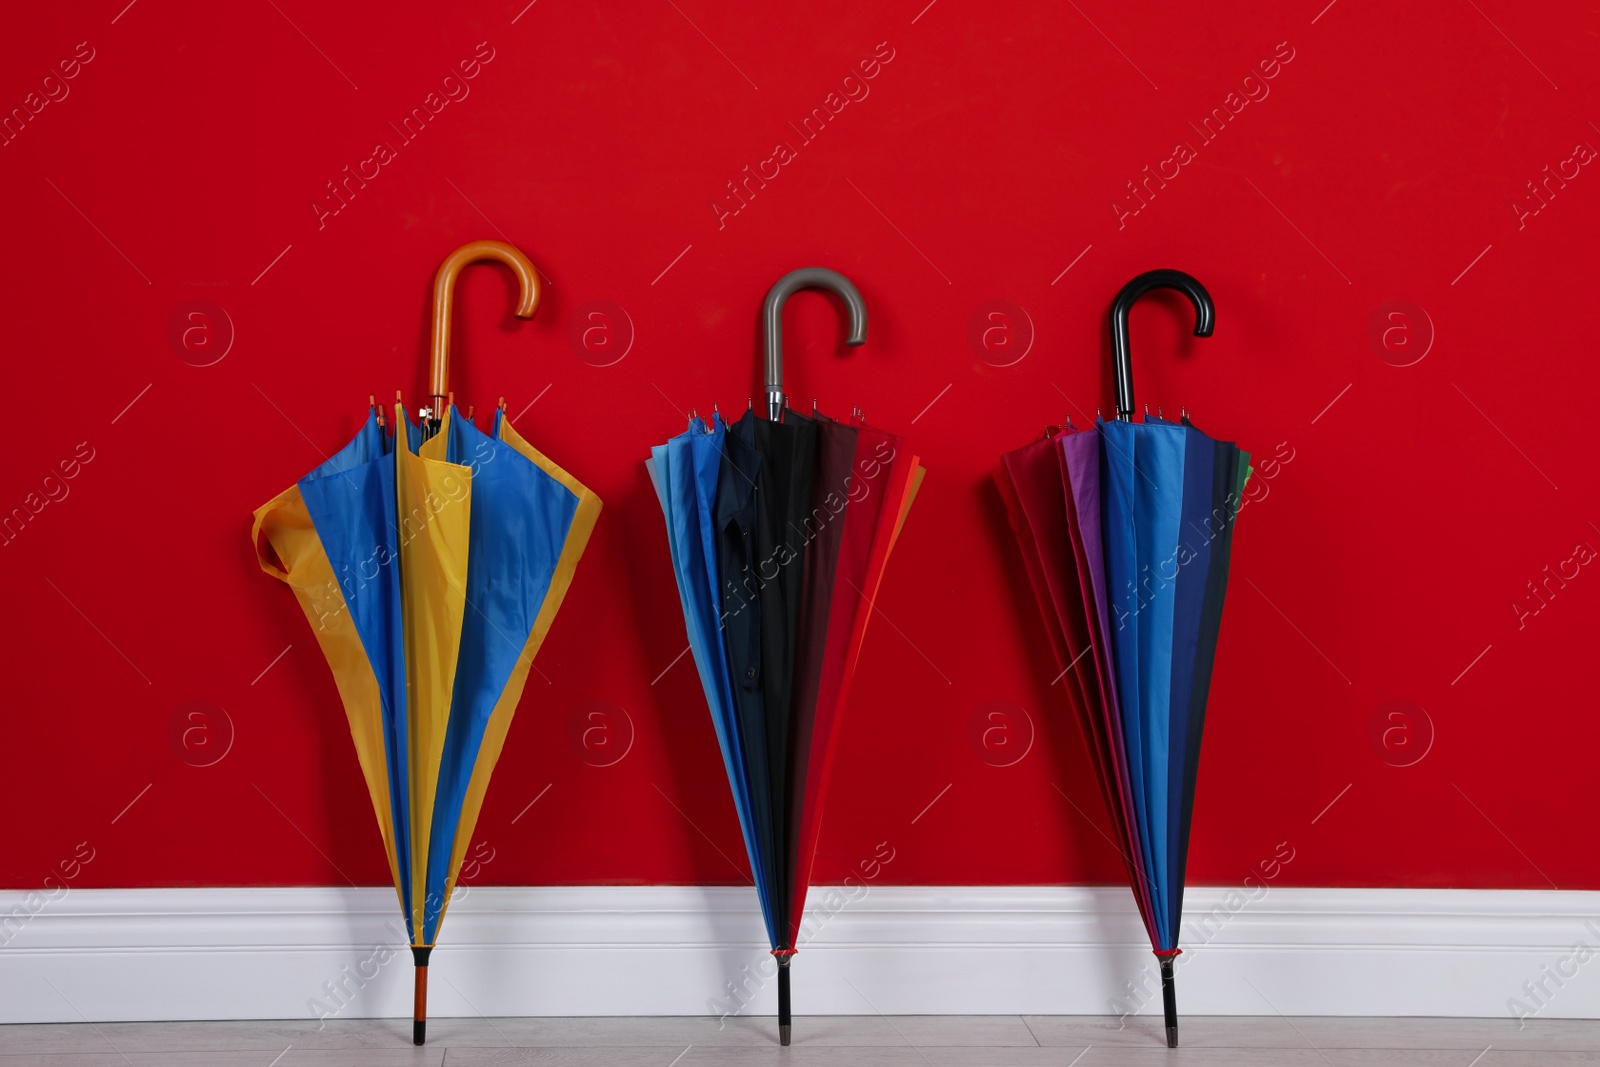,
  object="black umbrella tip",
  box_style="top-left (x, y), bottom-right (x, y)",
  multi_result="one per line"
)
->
top-left (776, 953), bottom-right (793, 1045)
top-left (1158, 954), bottom-right (1178, 1048)
top-left (413, 1020), bottom-right (425, 1046)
